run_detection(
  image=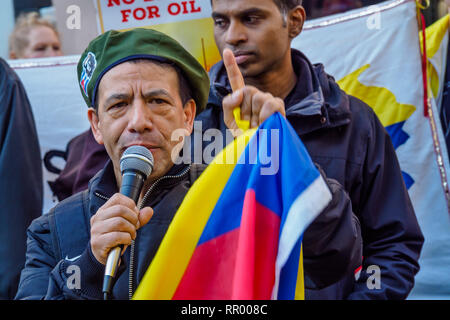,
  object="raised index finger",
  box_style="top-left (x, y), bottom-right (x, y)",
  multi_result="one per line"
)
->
top-left (223, 48), bottom-right (245, 92)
